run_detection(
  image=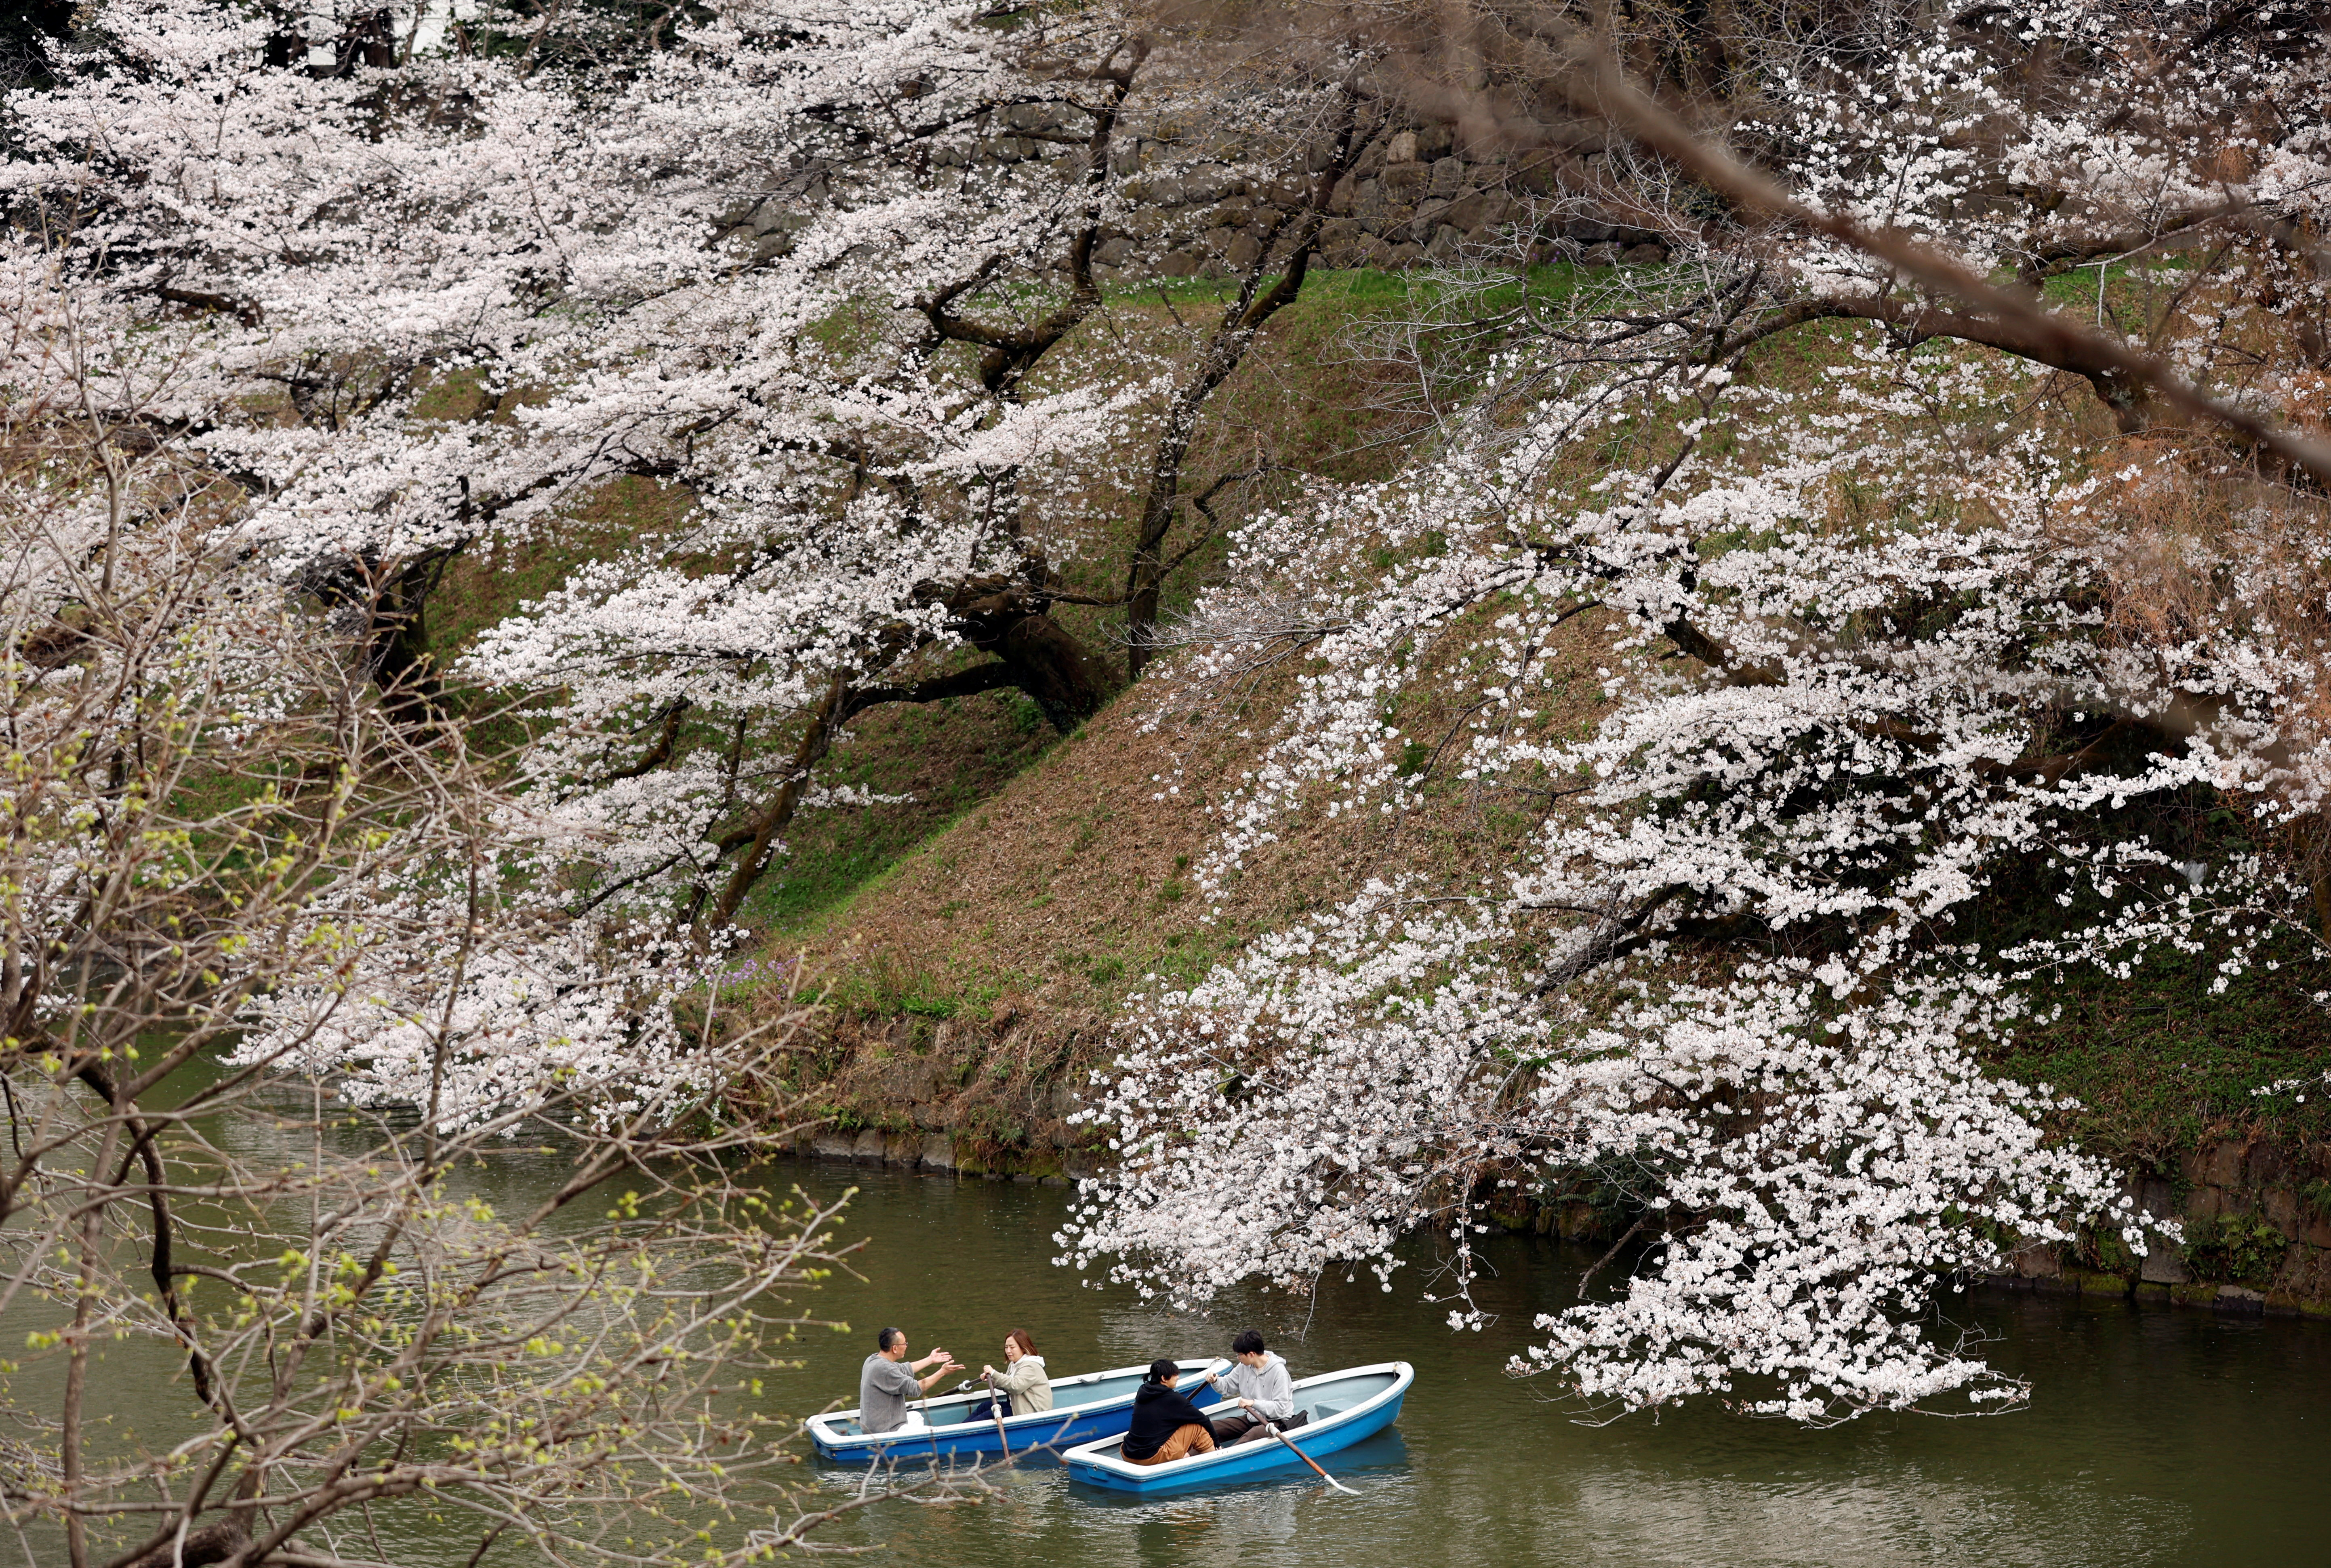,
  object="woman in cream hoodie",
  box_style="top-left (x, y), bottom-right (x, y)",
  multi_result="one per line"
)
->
top-left (978, 1328), bottom-right (1052, 1416)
